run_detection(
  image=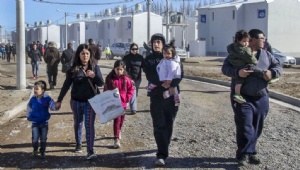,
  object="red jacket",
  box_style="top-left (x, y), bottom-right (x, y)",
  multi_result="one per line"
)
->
top-left (104, 75), bottom-right (134, 109)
